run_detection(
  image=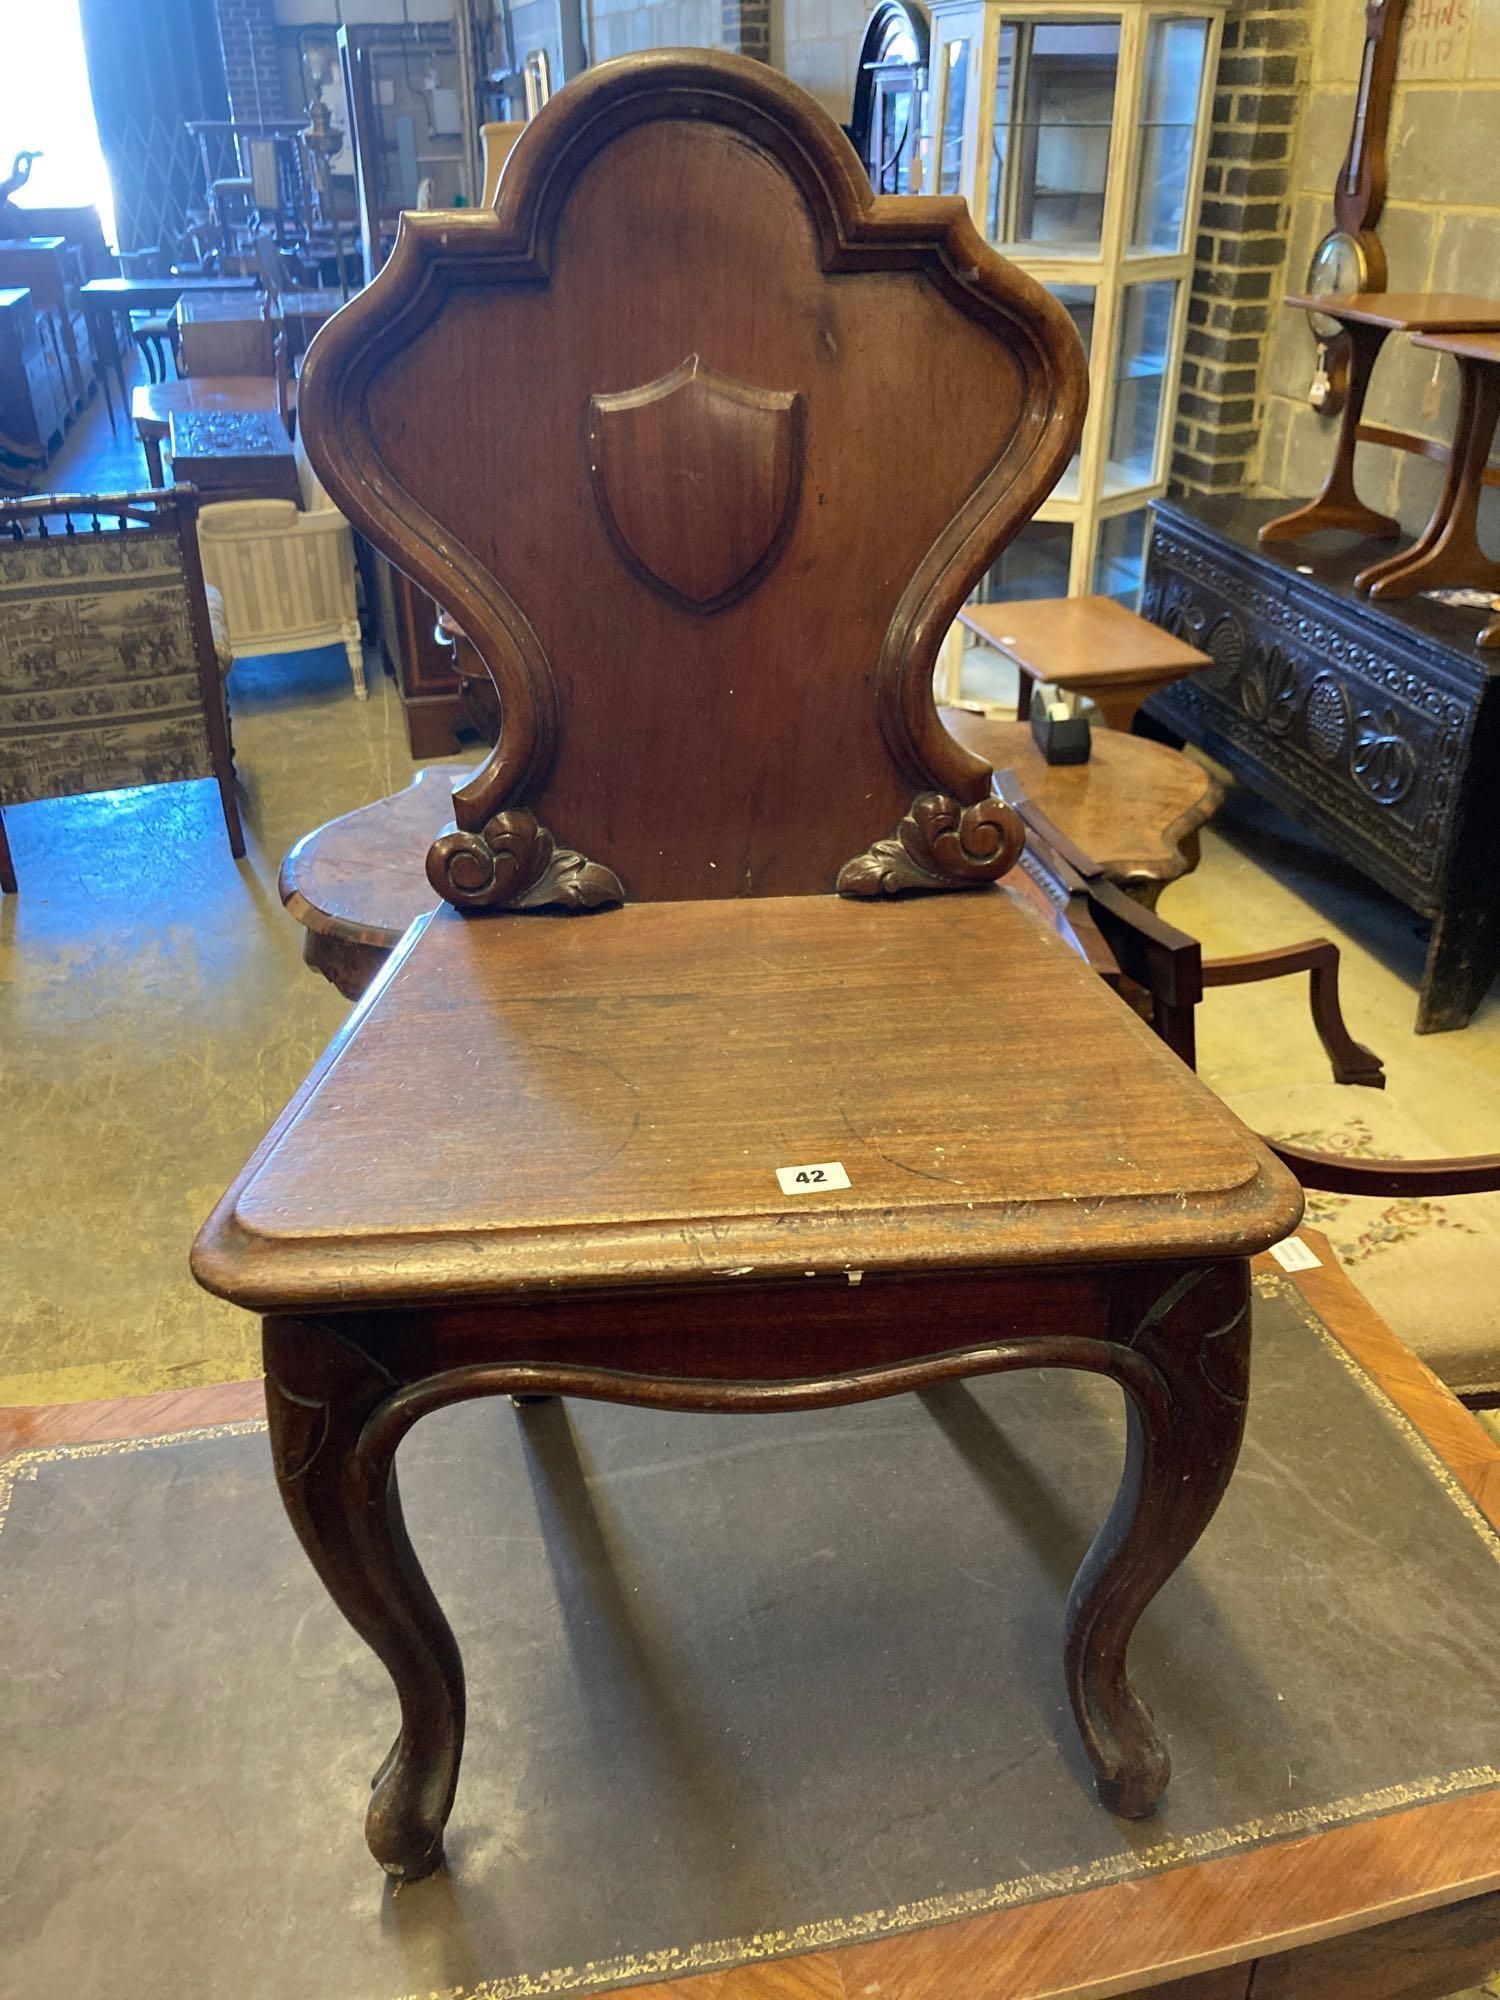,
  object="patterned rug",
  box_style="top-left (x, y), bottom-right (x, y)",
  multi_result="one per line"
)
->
top-left (1162, 779), bottom-right (1500, 1403)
